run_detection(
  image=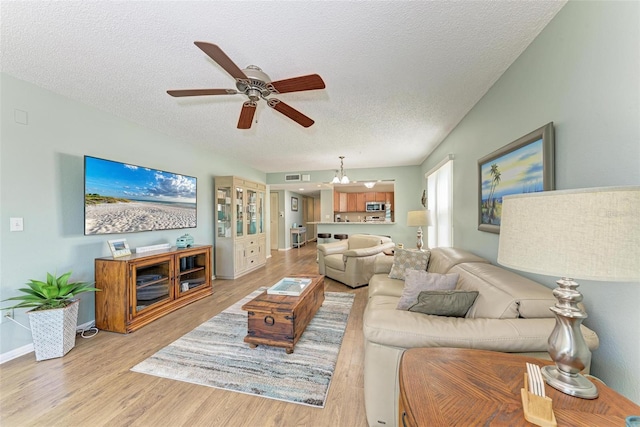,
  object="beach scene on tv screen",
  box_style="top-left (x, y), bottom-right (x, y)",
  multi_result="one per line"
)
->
top-left (85, 157), bottom-right (197, 235)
